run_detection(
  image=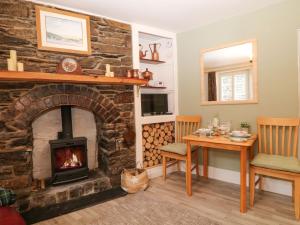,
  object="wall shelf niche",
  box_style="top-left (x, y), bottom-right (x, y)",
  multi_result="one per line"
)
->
top-left (132, 25), bottom-right (178, 174)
